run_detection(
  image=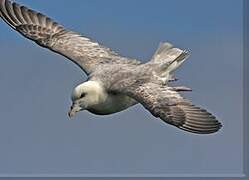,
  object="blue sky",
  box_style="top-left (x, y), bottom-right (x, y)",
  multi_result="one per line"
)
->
top-left (0, 0), bottom-right (243, 176)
